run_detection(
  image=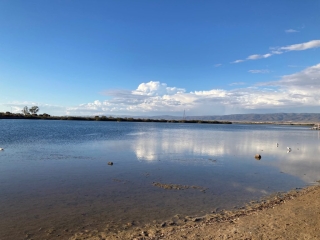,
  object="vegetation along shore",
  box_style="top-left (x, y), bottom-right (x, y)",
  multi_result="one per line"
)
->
top-left (0, 111), bottom-right (231, 124)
